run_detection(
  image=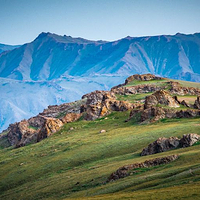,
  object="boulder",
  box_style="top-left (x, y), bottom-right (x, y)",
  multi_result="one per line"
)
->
top-left (141, 137), bottom-right (180, 156)
top-left (179, 133), bottom-right (200, 147)
top-left (144, 90), bottom-right (180, 109)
